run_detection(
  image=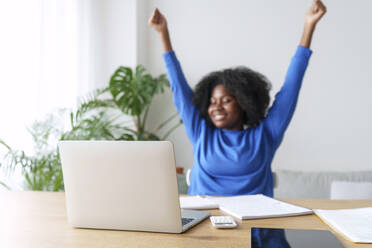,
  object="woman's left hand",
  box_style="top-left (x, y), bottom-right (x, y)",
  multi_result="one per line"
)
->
top-left (305, 0), bottom-right (327, 26)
